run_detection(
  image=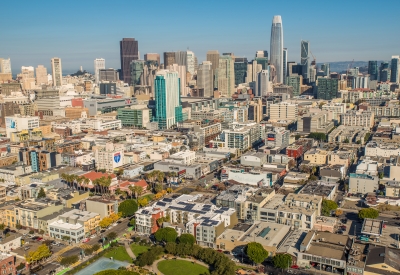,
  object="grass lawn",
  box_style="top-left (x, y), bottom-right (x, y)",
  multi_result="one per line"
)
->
top-left (103, 246), bottom-right (132, 263)
top-left (130, 243), bottom-right (149, 256)
top-left (158, 259), bottom-right (209, 275)
top-left (139, 193), bottom-right (154, 202)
